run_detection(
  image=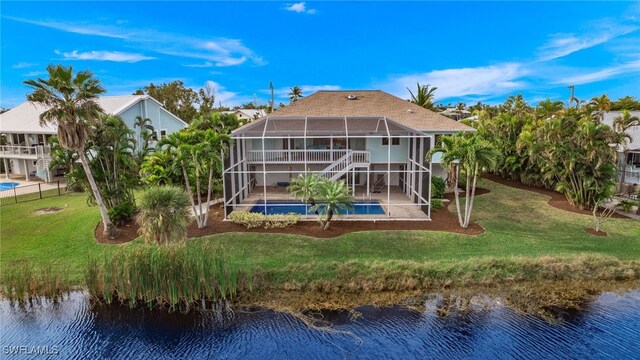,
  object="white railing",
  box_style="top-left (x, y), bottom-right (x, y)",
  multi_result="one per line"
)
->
top-left (248, 149), bottom-right (352, 163)
top-left (0, 145), bottom-right (51, 158)
top-left (320, 150), bottom-right (370, 180)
